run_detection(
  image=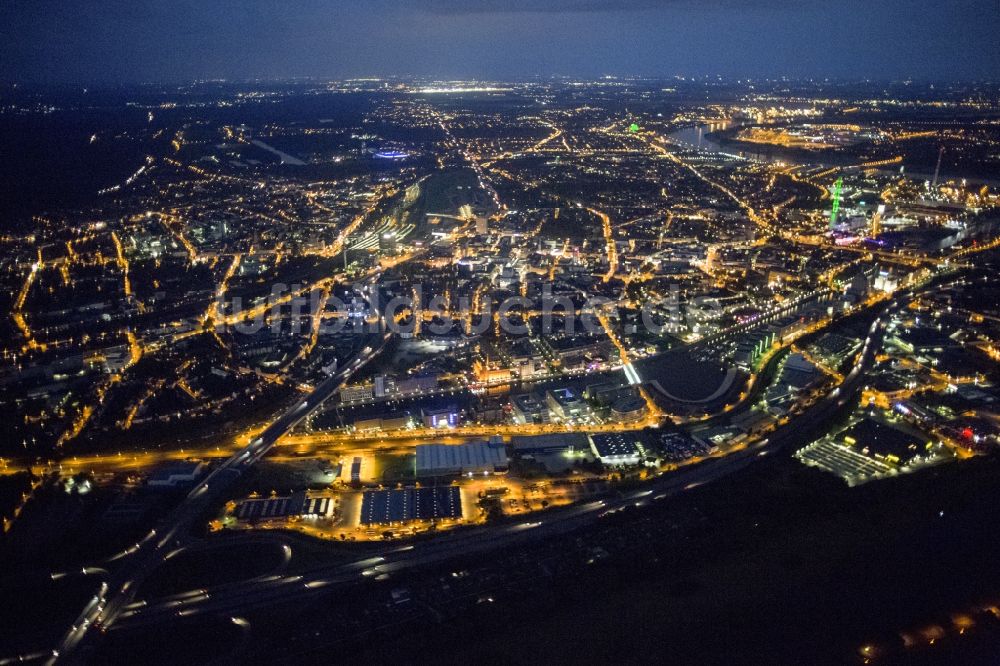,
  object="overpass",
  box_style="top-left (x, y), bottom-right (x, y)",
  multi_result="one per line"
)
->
top-left (51, 328), bottom-right (393, 664)
top-left (111, 282), bottom-right (925, 632)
